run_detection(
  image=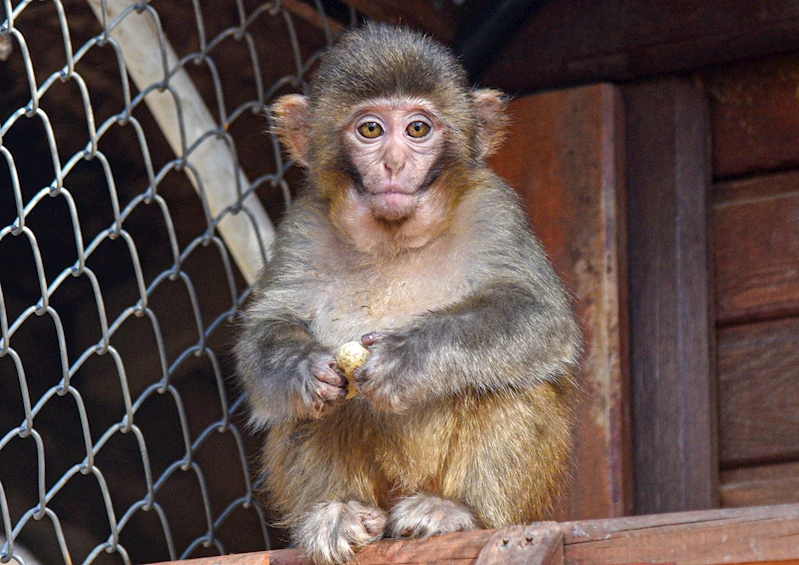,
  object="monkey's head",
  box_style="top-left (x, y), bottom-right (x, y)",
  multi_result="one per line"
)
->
top-left (272, 23), bottom-right (508, 249)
